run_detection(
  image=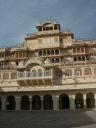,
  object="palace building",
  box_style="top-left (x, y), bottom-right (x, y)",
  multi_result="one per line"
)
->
top-left (0, 19), bottom-right (96, 111)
